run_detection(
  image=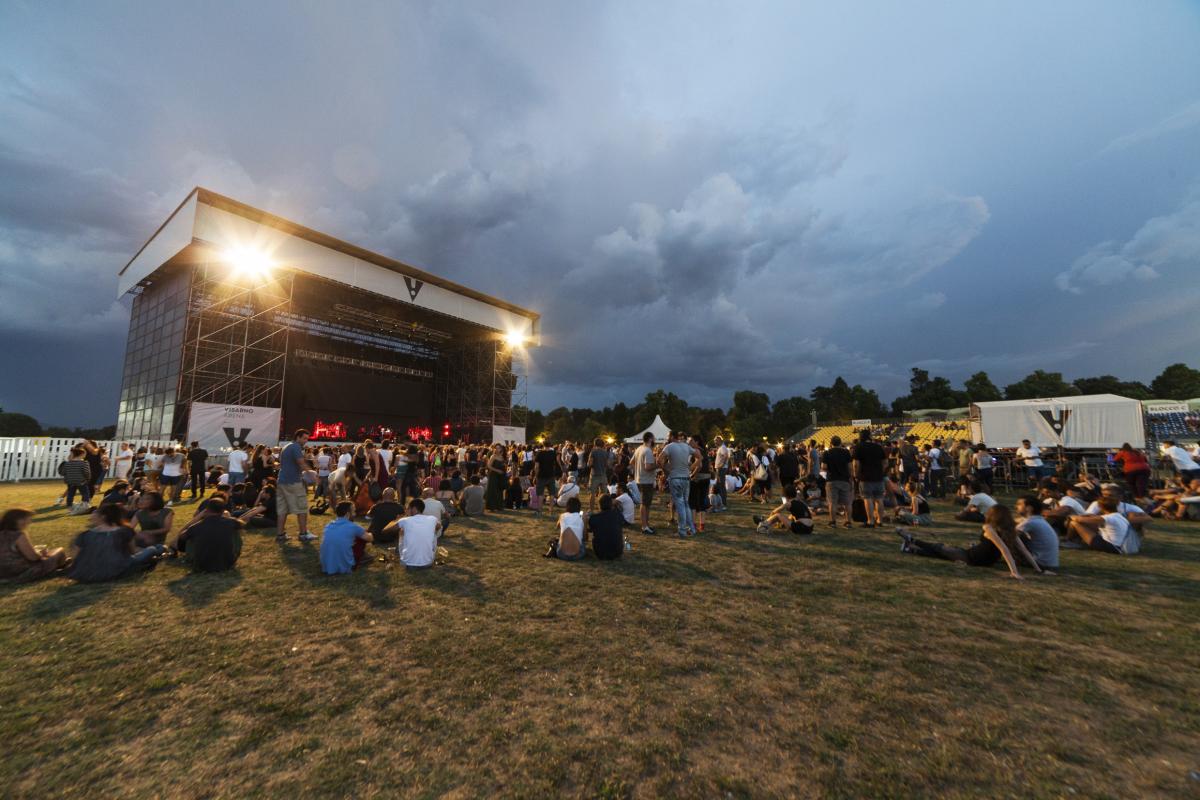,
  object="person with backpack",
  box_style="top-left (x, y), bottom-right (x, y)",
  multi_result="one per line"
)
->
top-left (926, 439), bottom-right (949, 498)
